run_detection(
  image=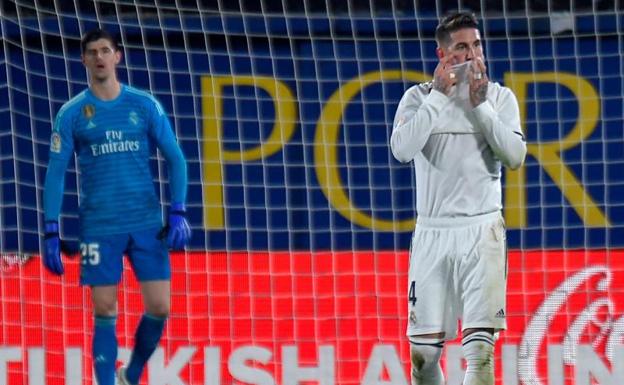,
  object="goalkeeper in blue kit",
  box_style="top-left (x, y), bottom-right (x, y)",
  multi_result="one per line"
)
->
top-left (42, 29), bottom-right (191, 385)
